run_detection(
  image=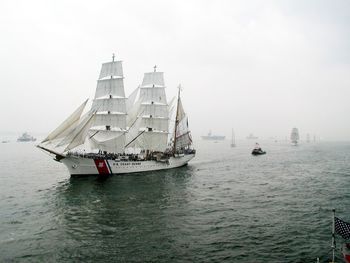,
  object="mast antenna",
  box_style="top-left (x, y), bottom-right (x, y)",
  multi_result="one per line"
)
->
top-left (154, 65), bottom-right (157, 72)
top-left (112, 53), bottom-right (115, 62)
